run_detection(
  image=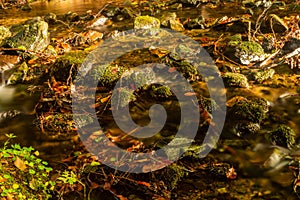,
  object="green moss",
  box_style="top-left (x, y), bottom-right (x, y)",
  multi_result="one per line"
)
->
top-left (90, 64), bottom-right (126, 87)
top-left (134, 16), bottom-right (160, 29)
top-left (249, 68), bottom-right (275, 83)
top-left (0, 26), bottom-right (11, 45)
top-left (222, 72), bottom-right (249, 88)
top-left (150, 85), bottom-right (173, 99)
top-left (267, 125), bottom-right (296, 149)
top-left (228, 97), bottom-right (268, 123)
top-left (238, 41), bottom-right (264, 56)
top-left (52, 51), bottom-right (88, 83)
top-left (58, 51), bottom-right (88, 65)
top-left (227, 34), bottom-right (242, 46)
top-left (157, 163), bottom-right (188, 190)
